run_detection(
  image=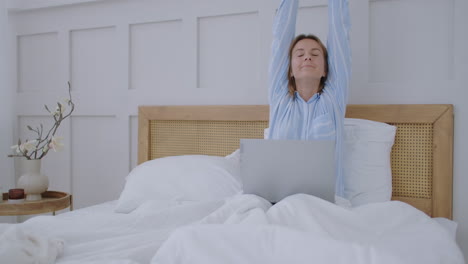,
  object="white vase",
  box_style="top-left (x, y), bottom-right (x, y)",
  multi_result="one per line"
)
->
top-left (17, 159), bottom-right (49, 201)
